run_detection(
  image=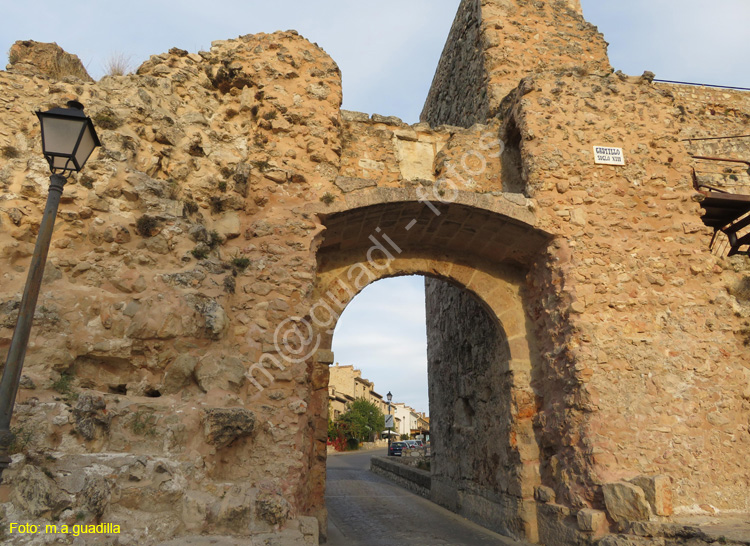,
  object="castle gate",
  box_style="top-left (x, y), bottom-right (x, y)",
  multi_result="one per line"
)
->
top-left (303, 188), bottom-right (551, 541)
